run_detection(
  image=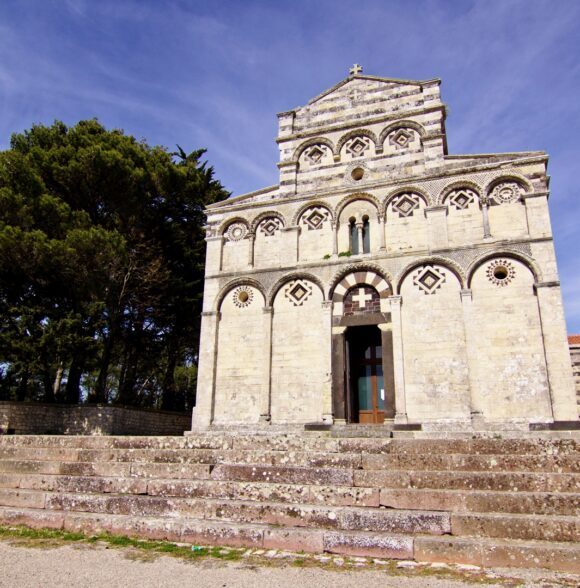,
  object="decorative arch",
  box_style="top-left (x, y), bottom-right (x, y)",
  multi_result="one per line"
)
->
top-left (336, 128), bottom-right (379, 156)
top-left (219, 216), bottom-right (251, 238)
top-left (215, 278), bottom-right (267, 311)
top-left (330, 266), bottom-right (392, 302)
top-left (267, 272), bottom-right (326, 307)
top-left (438, 180), bottom-right (483, 206)
top-left (292, 137), bottom-right (335, 163)
top-left (484, 174), bottom-right (533, 199)
top-left (291, 200), bottom-right (335, 226)
top-left (250, 210), bottom-right (286, 234)
top-left (378, 120), bottom-right (427, 147)
top-left (383, 185), bottom-right (432, 213)
top-left (335, 192), bottom-right (381, 221)
top-left (395, 257), bottom-right (466, 294)
top-left (466, 250), bottom-right (541, 288)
